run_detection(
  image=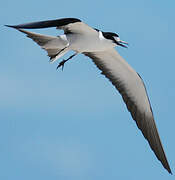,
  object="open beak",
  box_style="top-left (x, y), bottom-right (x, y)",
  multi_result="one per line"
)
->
top-left (117, 40), bottom-right (129, 48)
